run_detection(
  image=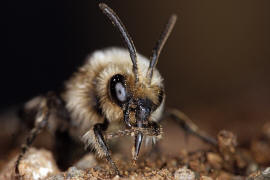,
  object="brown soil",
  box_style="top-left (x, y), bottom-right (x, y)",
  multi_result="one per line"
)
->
top-left (0, 113), bottom-right (270, 179)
